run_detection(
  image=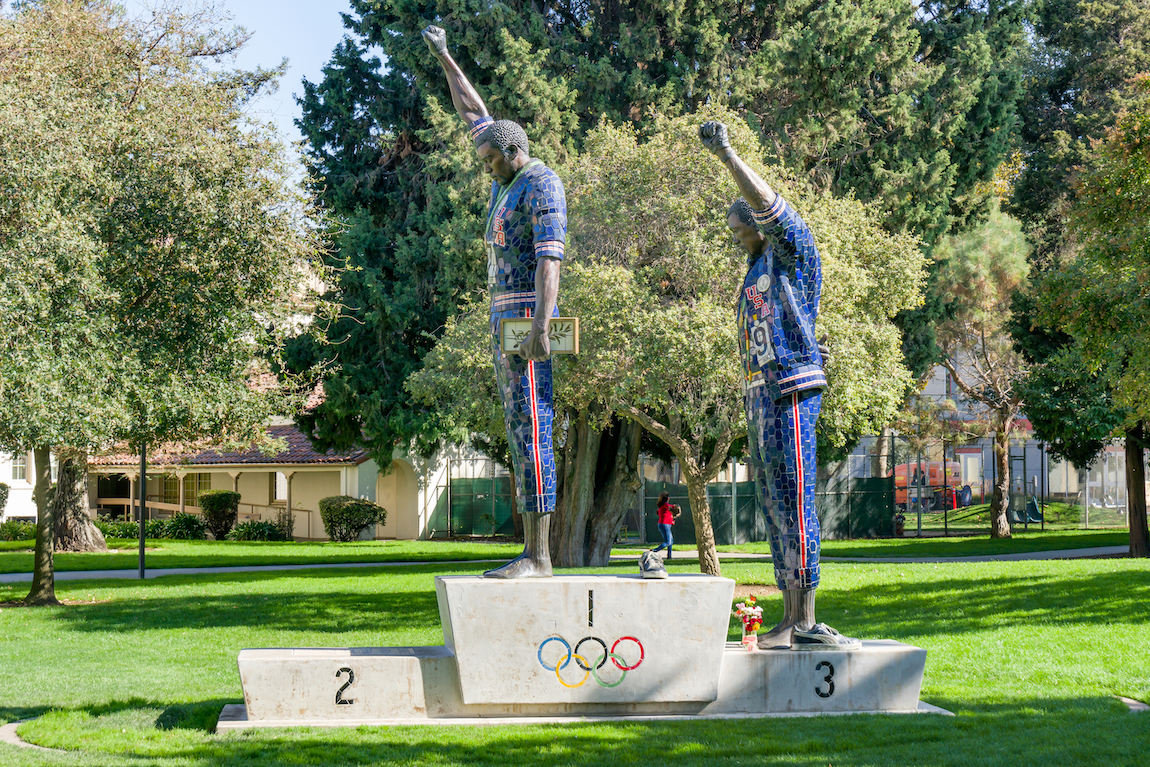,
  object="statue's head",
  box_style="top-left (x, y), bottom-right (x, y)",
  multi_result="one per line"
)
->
top-left (475, 120), bottom-right (530, 184)
top-left (727, 198), bottom-right (766, 256)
